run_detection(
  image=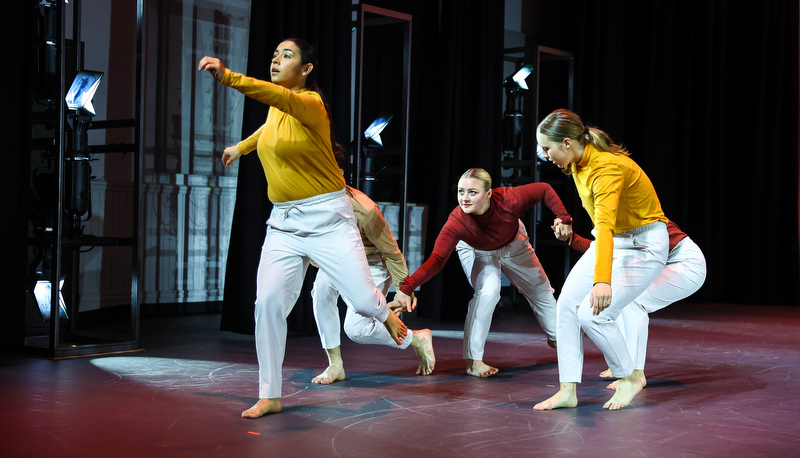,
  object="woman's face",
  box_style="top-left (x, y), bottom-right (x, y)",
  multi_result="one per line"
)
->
top-left (536, 132), bottom-right (579, 169)
top-left (457, 177), bottom-right (492, 215)
top-left (271, 40), bottom-right (312, 90)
